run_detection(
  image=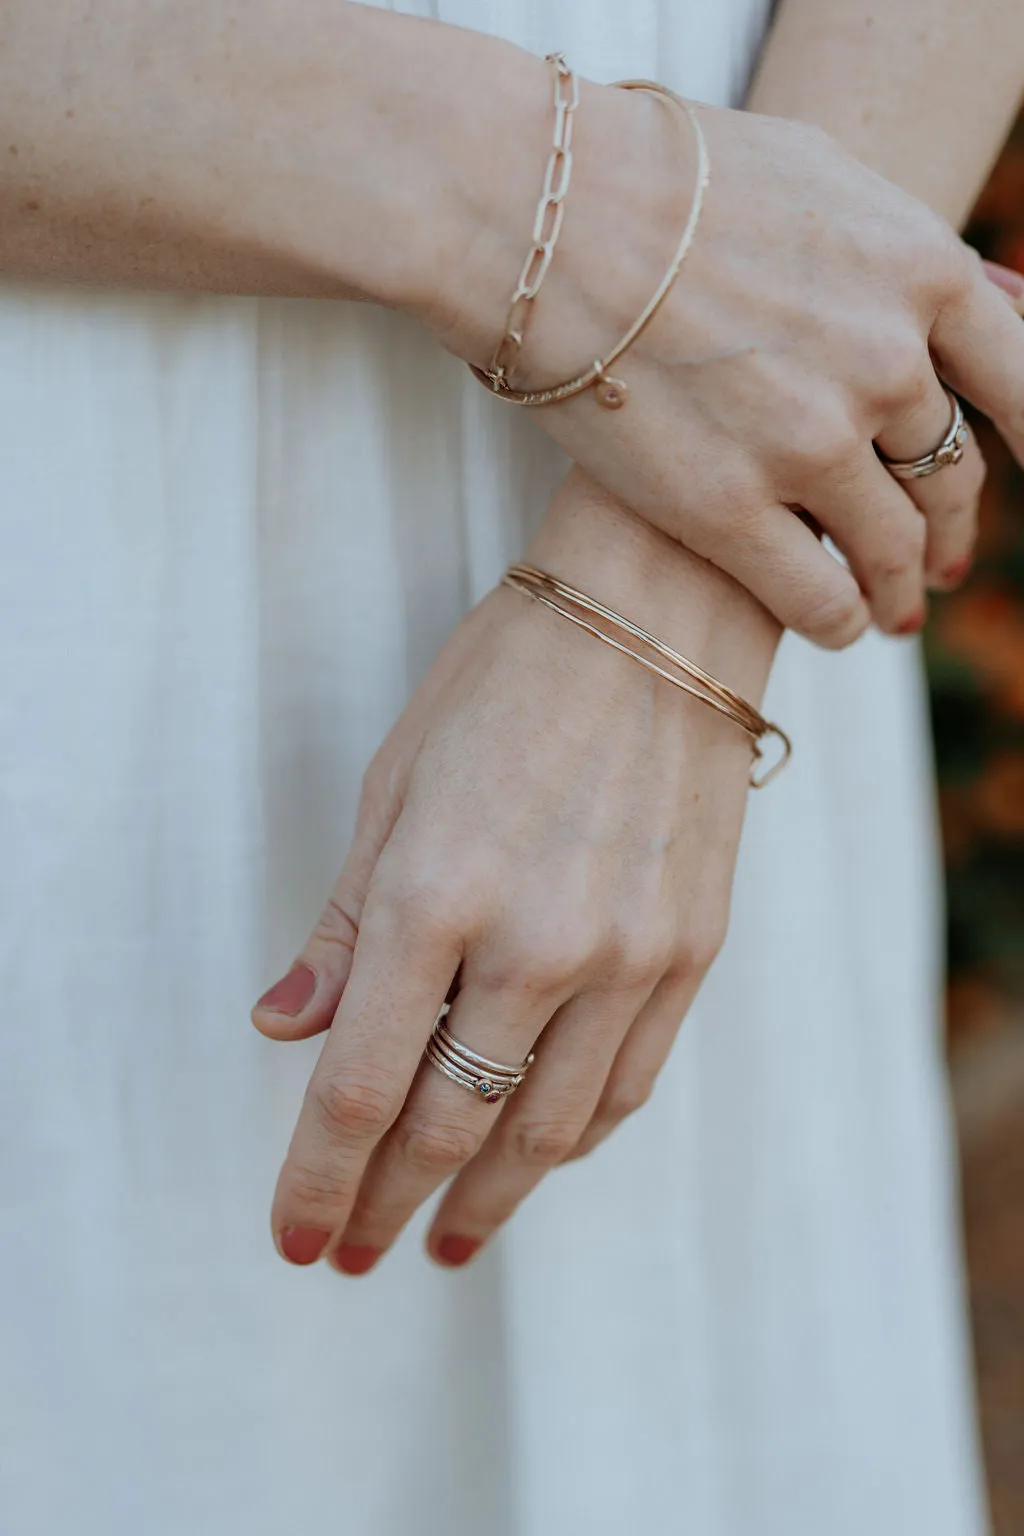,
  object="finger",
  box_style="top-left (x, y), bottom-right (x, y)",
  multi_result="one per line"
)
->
top-left (803, 450), bottom-right (928, 636)
top-left (981, 260), bottom-right (1024, 318)
top-left (251, 766), bottom-right (403, 1043)
top-left (566, 970), bottom-right (700, 1163)
top-left (328, 968), bottom-right (573, 1275)
top-left (874, 377), bottom-right (985, 592)
top-left (931, 257), bottom-right (1024, 469)
top-left (702, 501), bottom-right (871, 651)
top-left (423, 982), bottom-right (652, 1268)
top-left (270, 876), bottom-right (461, 1265)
